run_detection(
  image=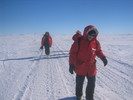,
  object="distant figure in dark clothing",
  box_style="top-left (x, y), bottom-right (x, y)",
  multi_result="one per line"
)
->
top-left (40, 32), bottom-right (52, 55)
